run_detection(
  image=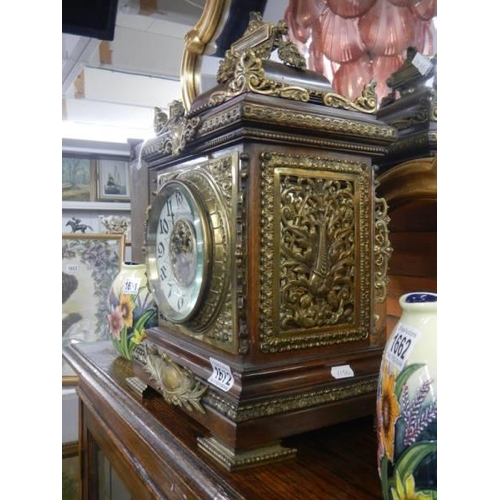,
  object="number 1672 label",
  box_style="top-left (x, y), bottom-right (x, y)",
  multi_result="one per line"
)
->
top-left (385, 323), bottom-right (422, 371)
